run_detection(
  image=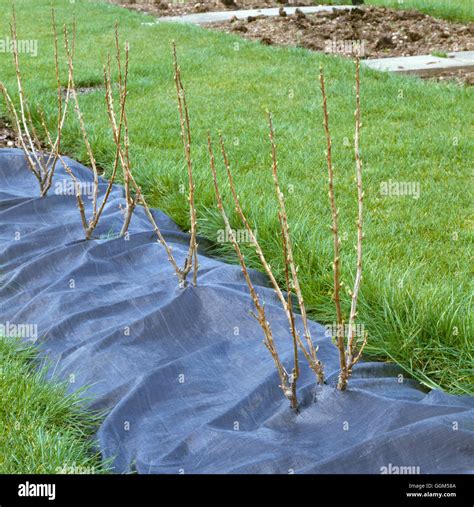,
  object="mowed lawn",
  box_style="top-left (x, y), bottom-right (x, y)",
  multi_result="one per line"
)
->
top-left (0, 337), bottom-right (107, 473)
top-left (0, 0), bottom-right (472, 395)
